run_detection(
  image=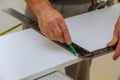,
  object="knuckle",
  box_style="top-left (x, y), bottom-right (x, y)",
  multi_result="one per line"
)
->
top-left (56, 14), bottom-right (61, 19)
top-left (56, 15), bottom-right (63, 21)
top-left (56, 15), bottom-right (62, 19)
